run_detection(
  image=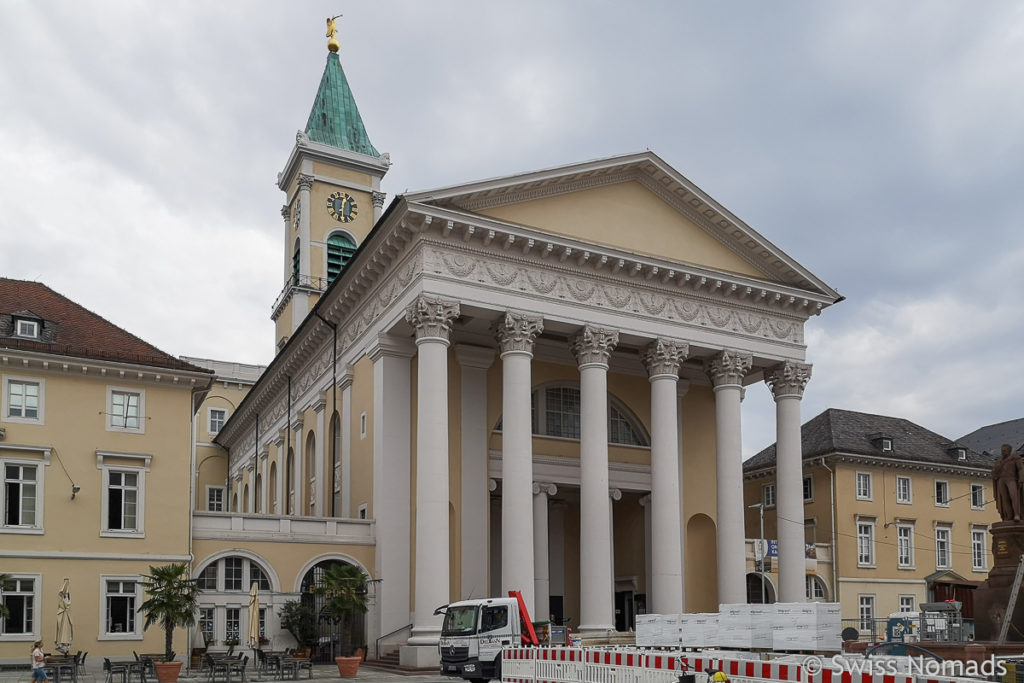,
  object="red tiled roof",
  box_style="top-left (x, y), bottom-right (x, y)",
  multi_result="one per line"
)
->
top-left (0, 278), bottom-right (212, 374)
